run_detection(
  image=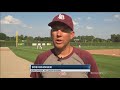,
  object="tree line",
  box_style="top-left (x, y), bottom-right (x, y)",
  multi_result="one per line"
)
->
top-left (0, 33), bottom-right (120, 42)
